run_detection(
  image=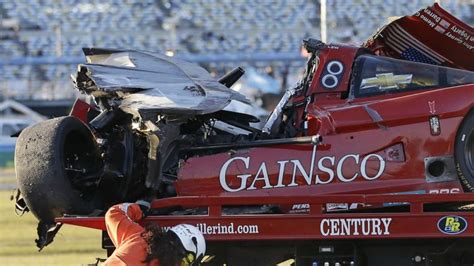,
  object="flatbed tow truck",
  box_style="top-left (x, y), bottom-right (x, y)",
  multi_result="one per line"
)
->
top-left (57, 193), bottom-right (474, 265)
